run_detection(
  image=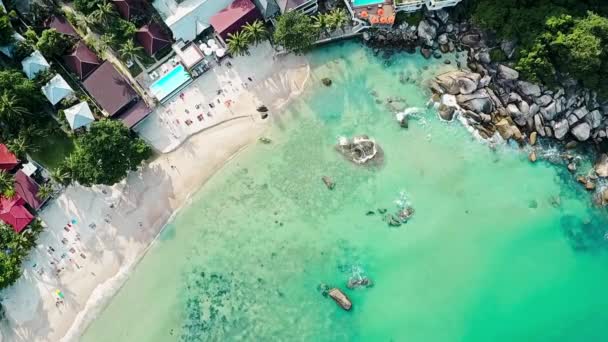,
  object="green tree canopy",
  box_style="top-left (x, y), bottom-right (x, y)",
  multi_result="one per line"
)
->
top-left (273, 11), bottom-right (319, 53)
top-left (36, 28), bottom-right (75, 58)
top-left (0, 8), bottom-right (15, 45)
top-left (0, 220), bottom-right (43, 289)
top-left (74, 0), bottom-right (105, 16)
top-left (226, 31), bottom-right (250, 56)
top-left (61, 119), bottom-right (152, 186)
